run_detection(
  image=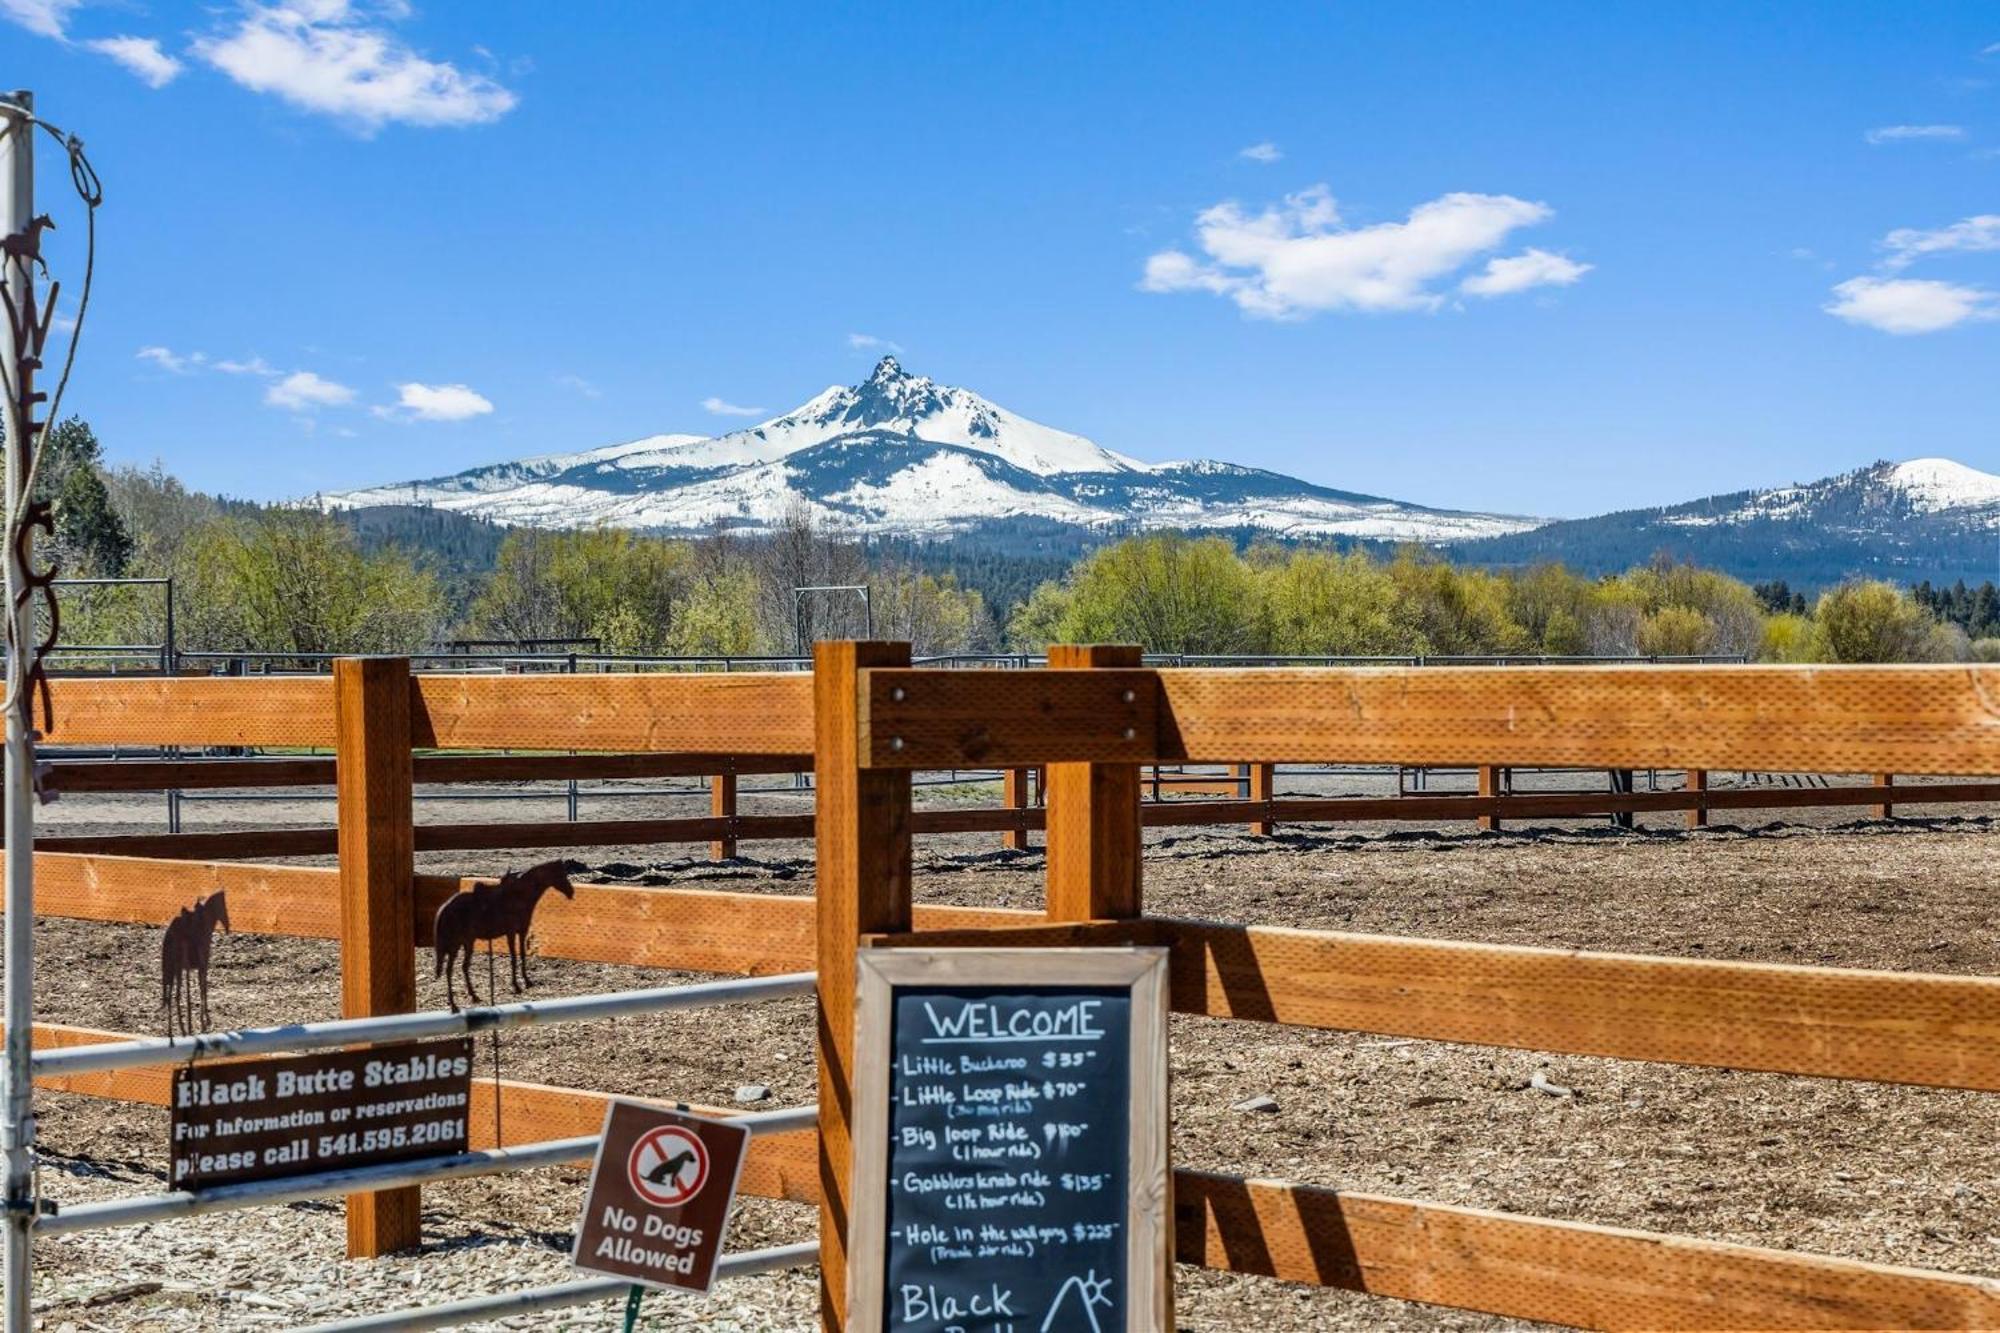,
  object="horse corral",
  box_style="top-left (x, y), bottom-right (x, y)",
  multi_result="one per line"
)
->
top-left (13, 651), bottom-right (2000, 1329)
